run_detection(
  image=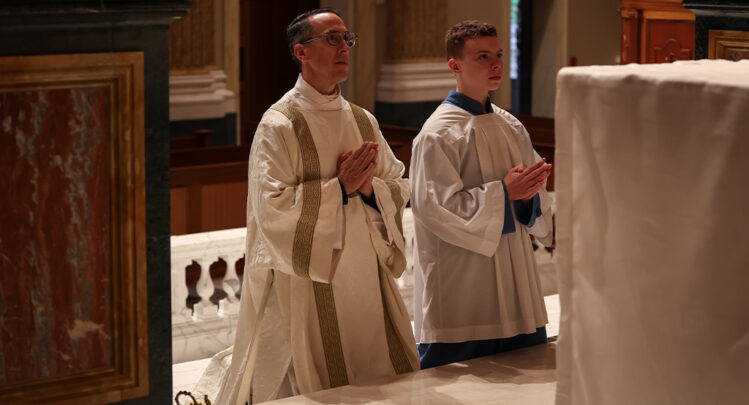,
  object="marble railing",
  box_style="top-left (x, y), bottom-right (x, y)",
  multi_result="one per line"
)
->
top-left (171, 228), bottom-right (246, 364)
top-left (170, 207), bottom-right (556, 364)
